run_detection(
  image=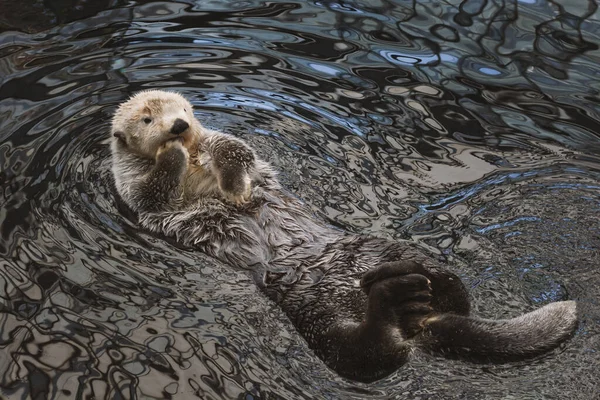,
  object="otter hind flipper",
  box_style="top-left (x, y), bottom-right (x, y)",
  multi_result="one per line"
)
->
top-left (418, 300), bottom-right (578, 361)
top-left (362, 260), bottom-right (471, 315)
top-left (320, 271), bottom-right (435, 382)
top-left (364, 272), bottom-right (434, 337)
